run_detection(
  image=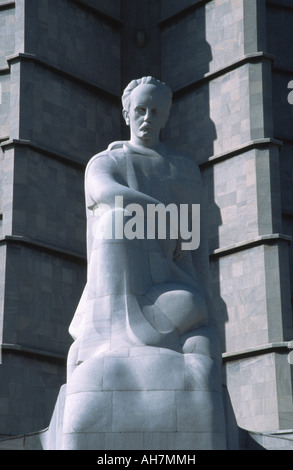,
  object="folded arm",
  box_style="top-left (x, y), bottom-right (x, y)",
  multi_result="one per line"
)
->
top-left (85, 154), bottom-right (161, 210)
